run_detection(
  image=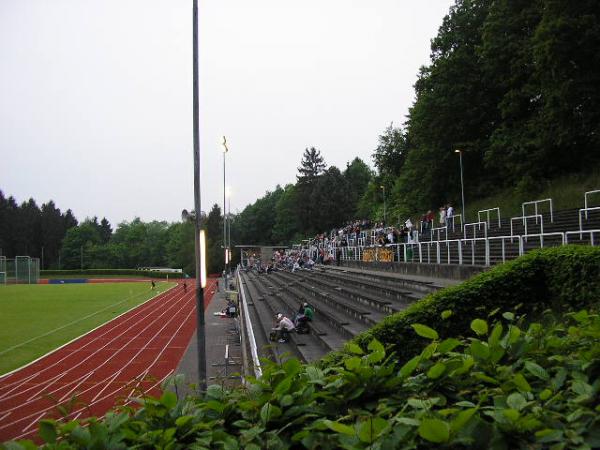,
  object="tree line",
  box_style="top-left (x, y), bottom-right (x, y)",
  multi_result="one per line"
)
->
top-left (383, 0), bottom-right (600, 217)
top-left (0, 191), bottom-right (78, 269)
top-left (0, 187), bottom-right (235, 276)
top-left (230, 148), bottom-right (373, 247)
